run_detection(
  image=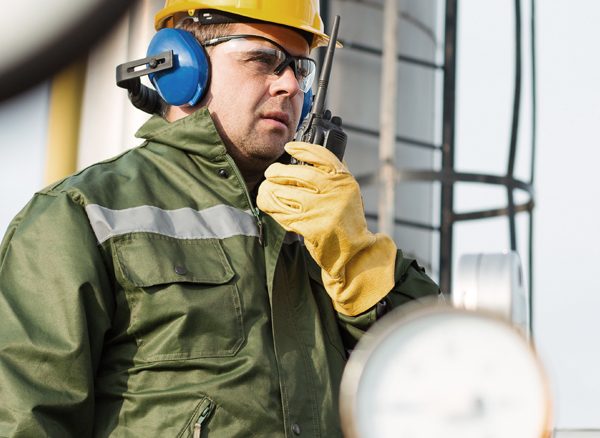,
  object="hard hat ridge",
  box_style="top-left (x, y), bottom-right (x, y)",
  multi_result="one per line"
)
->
top-left (155, 0), bottom-right (330, 49)
top-left (173, 9), bottom-right (315, 48)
